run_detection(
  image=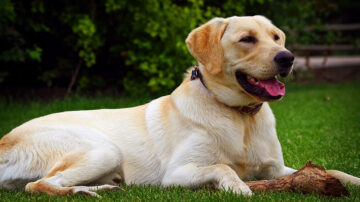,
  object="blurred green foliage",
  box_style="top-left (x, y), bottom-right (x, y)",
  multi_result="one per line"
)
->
top-left (0, 0), bottom-right (357, 95)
